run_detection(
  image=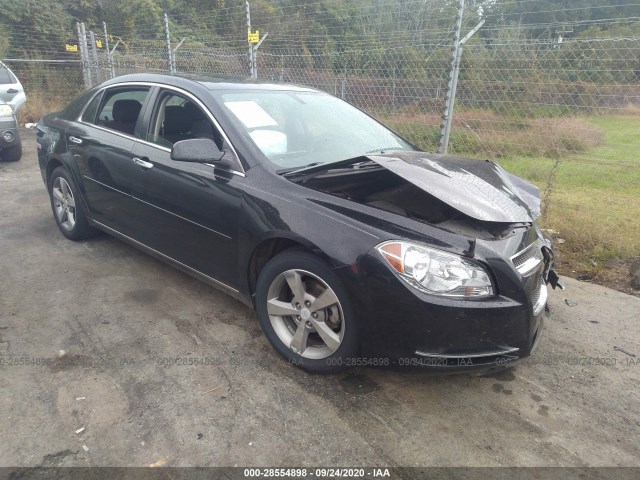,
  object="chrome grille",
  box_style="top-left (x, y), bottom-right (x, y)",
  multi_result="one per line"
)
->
top-left (531, 276), bottom-right (548, 316)
top-left (511, 243), bottom-right (544, 276)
